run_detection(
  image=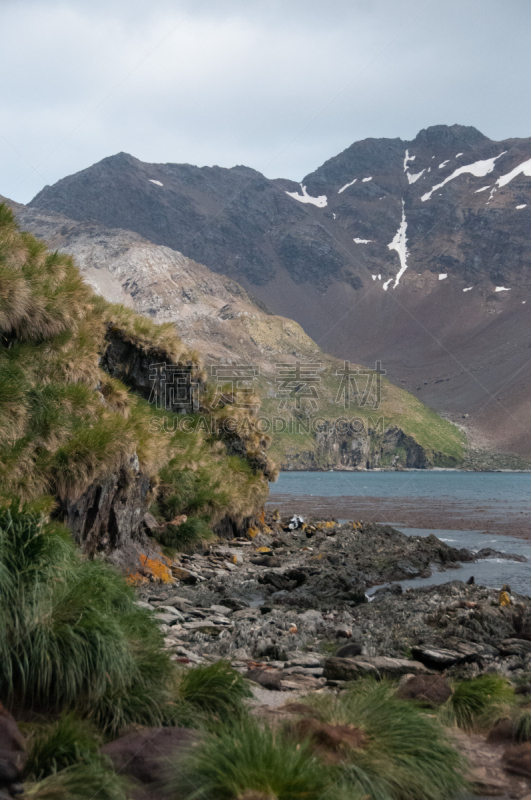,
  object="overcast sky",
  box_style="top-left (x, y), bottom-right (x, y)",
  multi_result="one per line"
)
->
top-left (1, 0), bottom-right (530, 203)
